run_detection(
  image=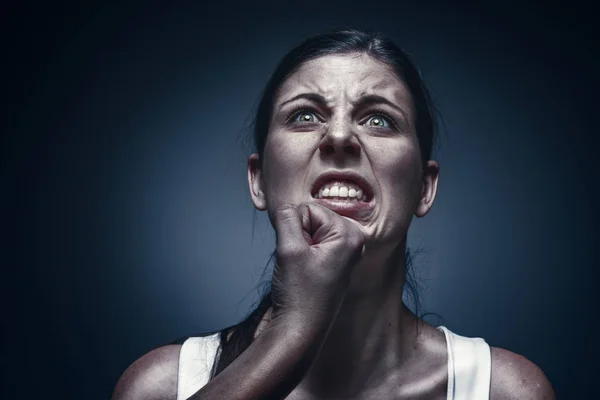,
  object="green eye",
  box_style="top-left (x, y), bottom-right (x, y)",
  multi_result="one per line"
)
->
top-left (366, 115), bottom-right (390, 128)
top-left (294, 112), bottom-right (318, 123)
